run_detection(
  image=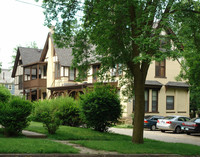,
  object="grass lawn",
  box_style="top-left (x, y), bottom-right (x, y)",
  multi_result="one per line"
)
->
top-left (0, 128), bottom-right (78, 154)
top-left (26, 121), bottom-right (200, 155)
